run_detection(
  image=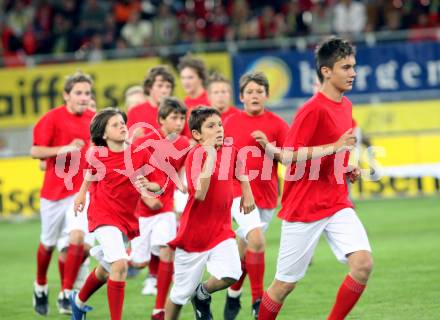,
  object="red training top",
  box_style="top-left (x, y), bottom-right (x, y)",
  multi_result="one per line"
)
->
top-left (168, 144), bottom-right (242, 252)
top-left (224, 110), bottom-right (288, 209)
top-left (279, 92), bottom-right (355, 223)
top-left (86, 145), bottom-right (164, 239)
top-left (33, 105), bottom-right (95, 200)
